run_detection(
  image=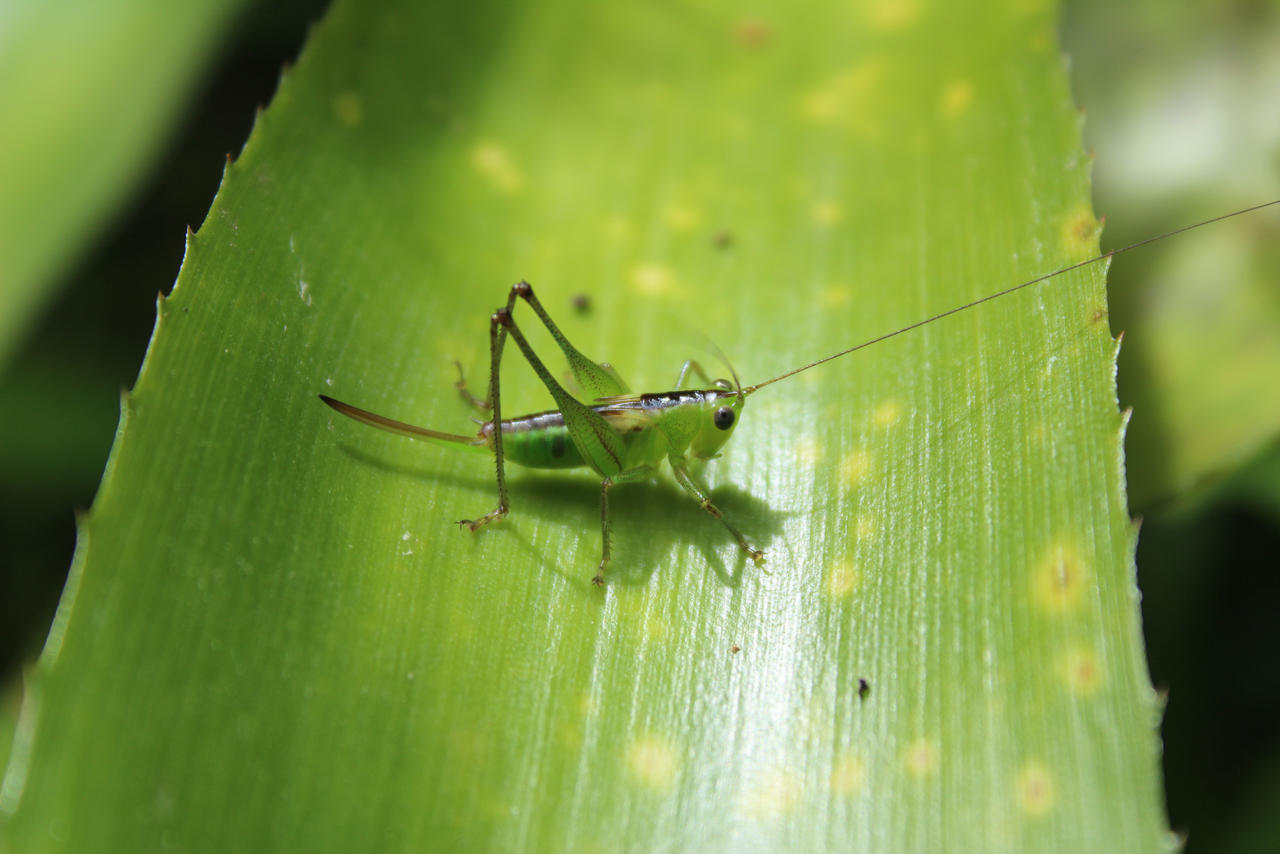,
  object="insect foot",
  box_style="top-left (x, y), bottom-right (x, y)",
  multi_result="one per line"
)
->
top-left (452, 360), bottom-right (490, 412)
top-left (593, 551), bottom-right (610, 587)
top-left (746, 547), bottom-right (766, 566)
top-left (457, 507), bottom-right (507, 532)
